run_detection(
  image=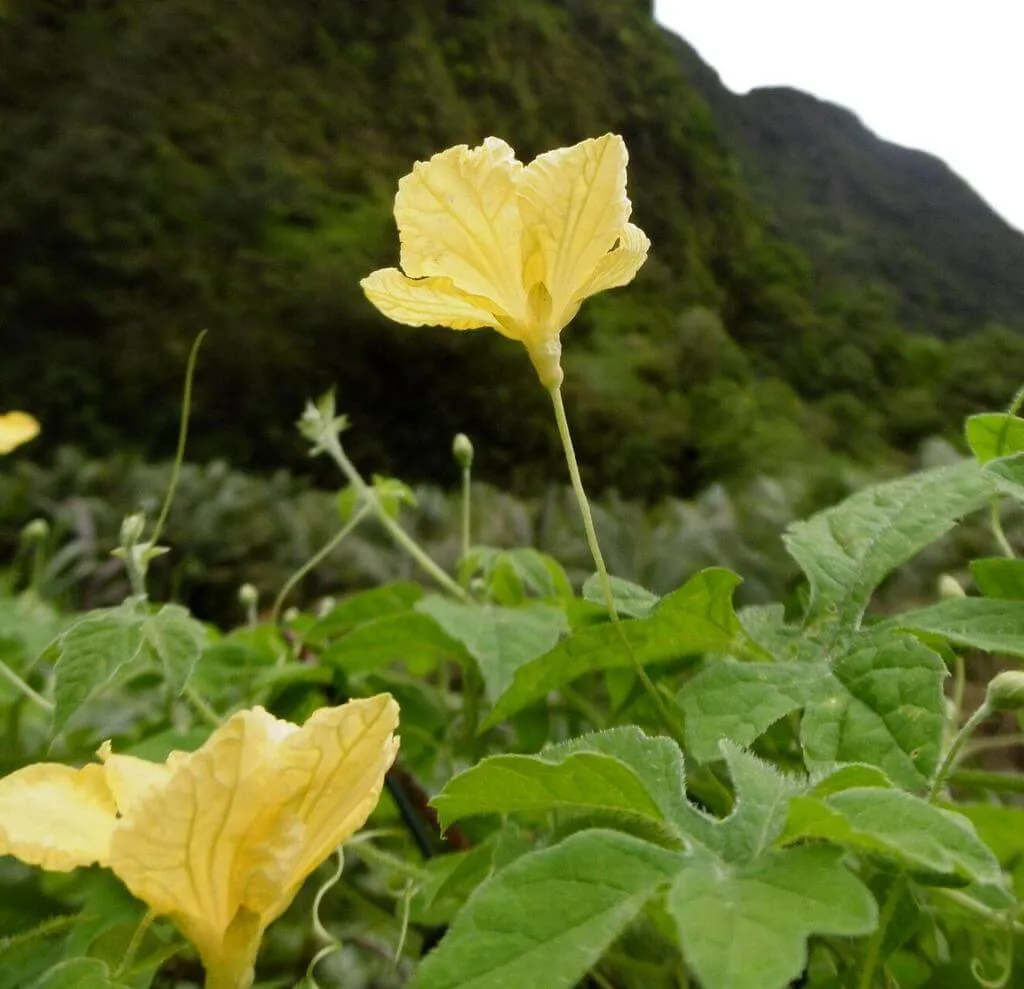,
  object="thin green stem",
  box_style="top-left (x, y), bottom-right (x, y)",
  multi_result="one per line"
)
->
top-left (858, 876), bottom-right (904, 989)
top-left (986, 383), bottom-right (1024, 559)
top-left (990, 502), bottom-right (1015, 559)
top-left (0, 660), bottom-right (53, 712)
top-left (548, 385), bottom-right (683, 744)
top-left (963, 733), bottom-right (1024, 758)
top-left (348, 838), bottom-right (431, 882)
top-left (114, 910), bottom-right (155, 980)
top-left (952, 653), bottom-right (966, 724)
top-left (322, 434), bottom-right (468, 600)
top-left (929, 702), bottom-right (993, 800)
top-left (270, 505), bottom-right (371, 625)
top-left (932, 888), bottom-right (1024, 936)
top-left (460, 465), bottom-right (472, 561)
top-left (461, 662), bottom-right (483, 754)
top-left (151, 330), bottom-right (206, 548)
top-left (947, 768), bottom-right (1024, 794)
top-left (185, 684), bottom-right (223, 727)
